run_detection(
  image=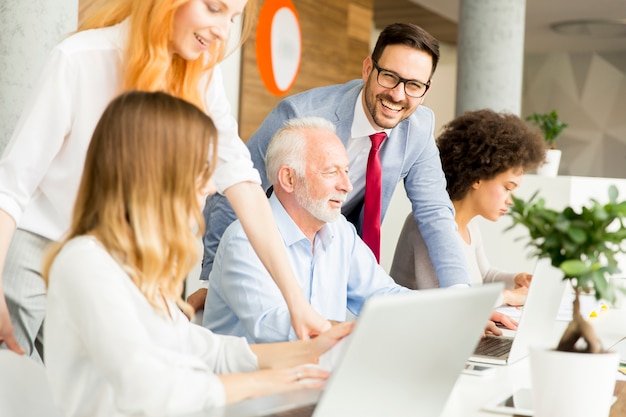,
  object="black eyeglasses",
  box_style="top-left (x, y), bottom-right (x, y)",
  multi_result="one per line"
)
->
top-left (372, 60), bottom-right (430, 98)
